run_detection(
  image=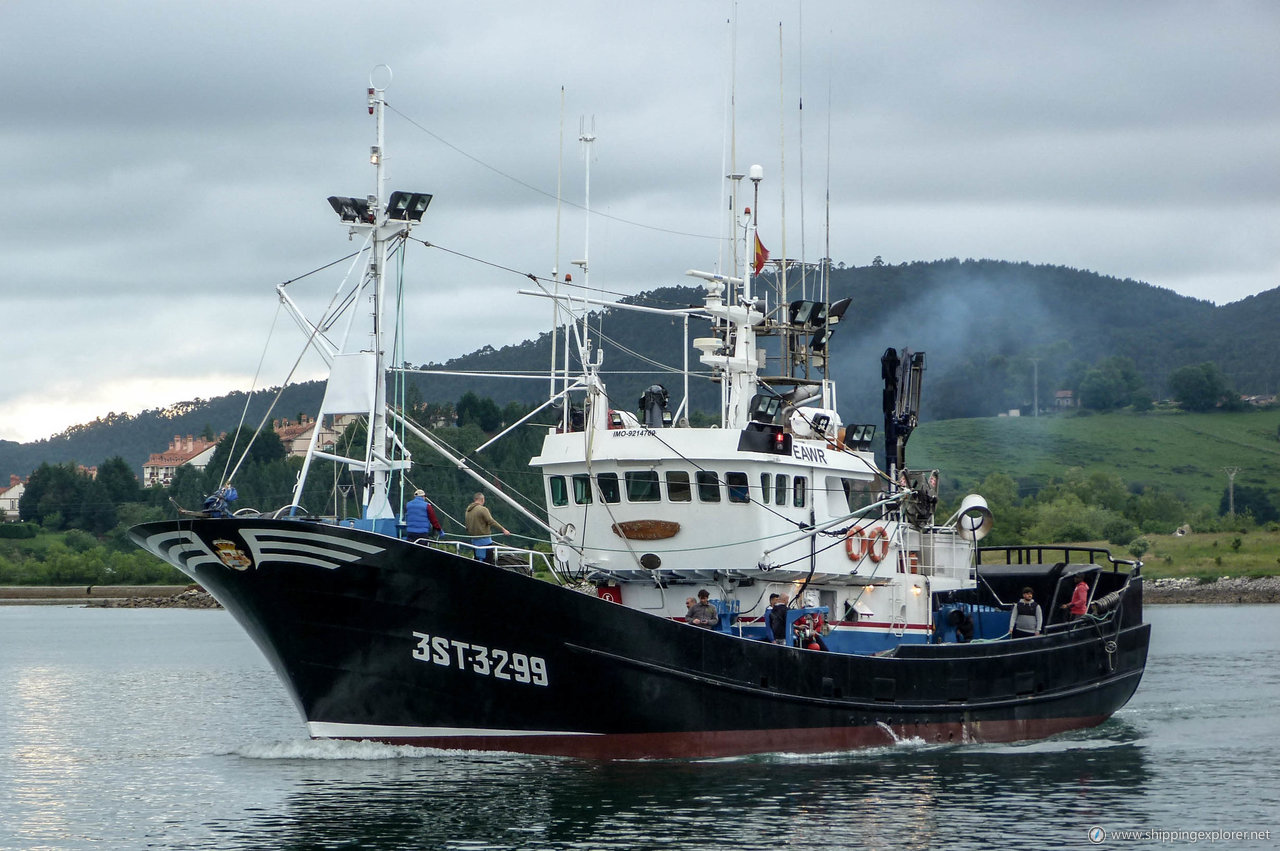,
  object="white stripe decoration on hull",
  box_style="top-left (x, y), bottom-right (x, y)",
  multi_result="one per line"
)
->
top-left (308, 722), bottom-right (600, 739)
